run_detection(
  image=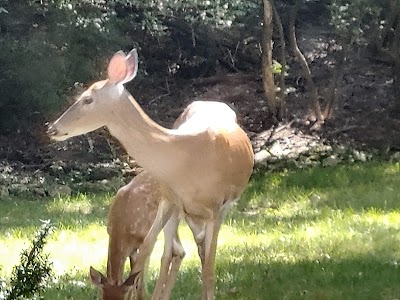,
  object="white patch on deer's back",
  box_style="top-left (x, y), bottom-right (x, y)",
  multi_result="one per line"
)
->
top-left (138, 185), bottom-right (149, 192)
top-left (175, 101), bottom-right (238, 134)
